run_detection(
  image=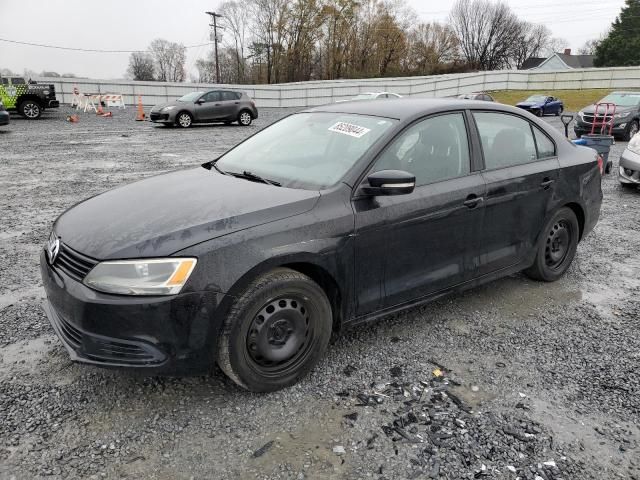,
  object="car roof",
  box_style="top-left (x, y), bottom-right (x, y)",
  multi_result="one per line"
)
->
top-left (305, 98), bottom-right (523, 121)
